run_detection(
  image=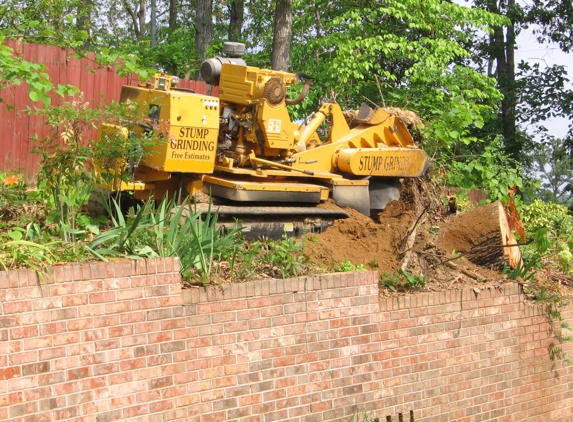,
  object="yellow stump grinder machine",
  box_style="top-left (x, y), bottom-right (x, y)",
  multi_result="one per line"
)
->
top-left (92, 42), bottom-right (429, 238)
